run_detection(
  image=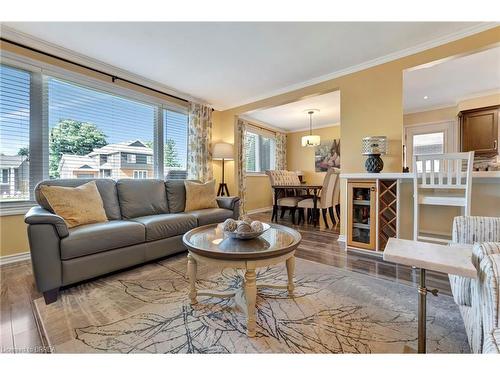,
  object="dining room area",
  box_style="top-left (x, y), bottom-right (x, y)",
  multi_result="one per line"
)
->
top-left (236, 89), bottom-right (342, 230)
